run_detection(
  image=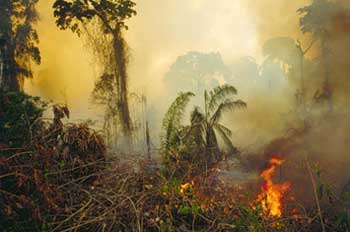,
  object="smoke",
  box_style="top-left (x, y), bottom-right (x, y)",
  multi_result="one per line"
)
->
top-left (23, 0), bottom-right (350, 162)
top-left (24, 0), bottom-right (96, 121)
top-left (240, 0), bottom-right (350, 199)
top-left (25, 0), bottom-right (258, 120)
